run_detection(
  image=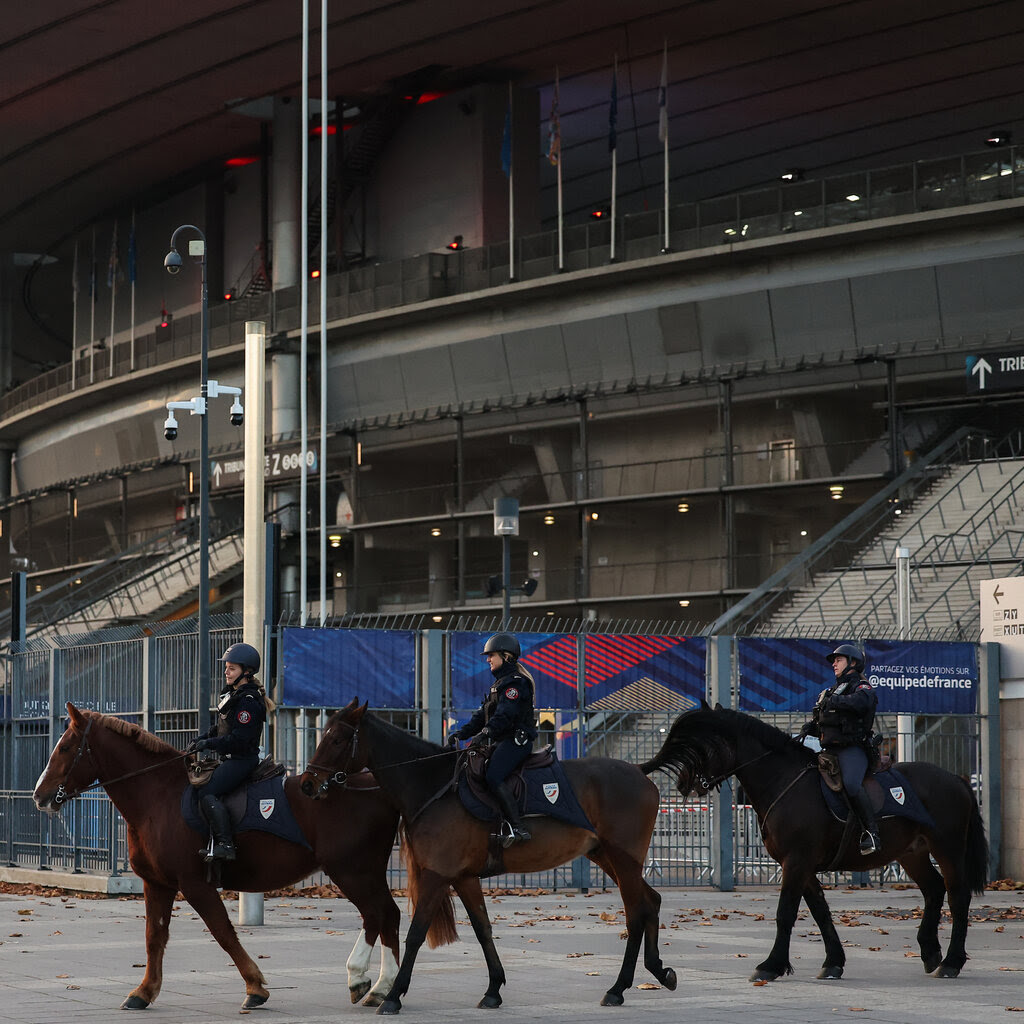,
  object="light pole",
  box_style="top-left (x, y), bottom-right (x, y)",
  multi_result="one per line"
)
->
top-left (489, 498), bottom-right (538, 628)
top-left (162, 225), bottom-right (243, 709)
